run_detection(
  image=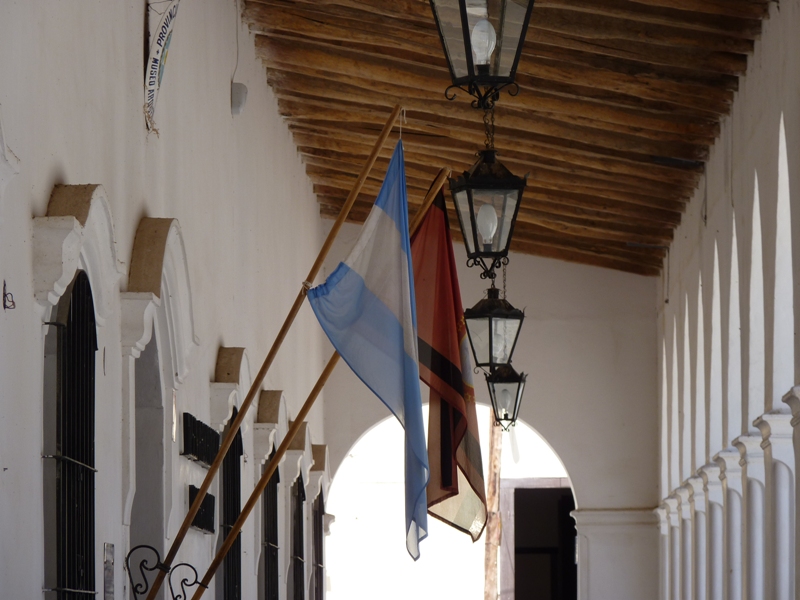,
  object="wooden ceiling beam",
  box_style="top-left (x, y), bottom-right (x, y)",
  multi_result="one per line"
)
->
top-left (534, 0), bottom-right (761, 38)
top-left (266, 64), bottom-right (720, 141)
top-left (320, 204), bottom-right (661, 277)
top-left (315, 196), bottom-right (667, 268)
top-left (296, 142), bottom-right (692, 203)
top-left (276, 94), bottom-right (709, 161)
top-left (628, 0), bottom-right (769, 20)
top-left (257, 25), bottom-right (733, 116)
top-left (287, 122), bottom-right (700, 187)
top-left (527, 29), bottom-right (748, 76)
top-left (527, 8), bottom-right (753, 54)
